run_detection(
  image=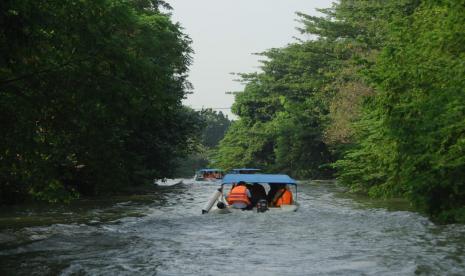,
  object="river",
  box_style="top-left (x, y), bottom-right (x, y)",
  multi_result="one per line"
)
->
top-left (1, 180), bottom-right (464, 275)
